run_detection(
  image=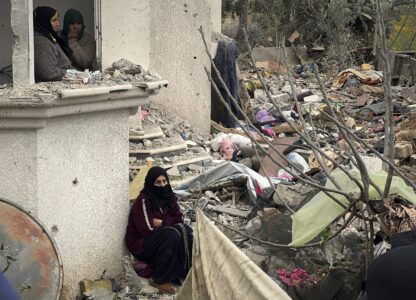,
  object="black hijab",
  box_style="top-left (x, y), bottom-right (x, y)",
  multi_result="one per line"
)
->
top-left (143, 166), bottom-right (176, 211)
top-left (33, 6), bottom-right (73, 58)
top-left (61, 8), bottom-right (86, 43)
